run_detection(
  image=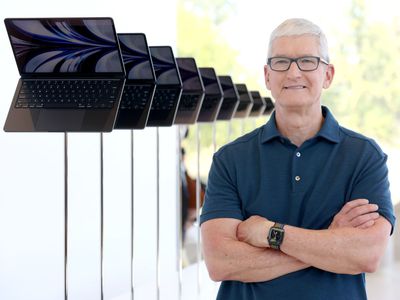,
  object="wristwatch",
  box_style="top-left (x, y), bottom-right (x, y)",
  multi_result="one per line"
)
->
top-left (267, 222), bottom-right (285, 250)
